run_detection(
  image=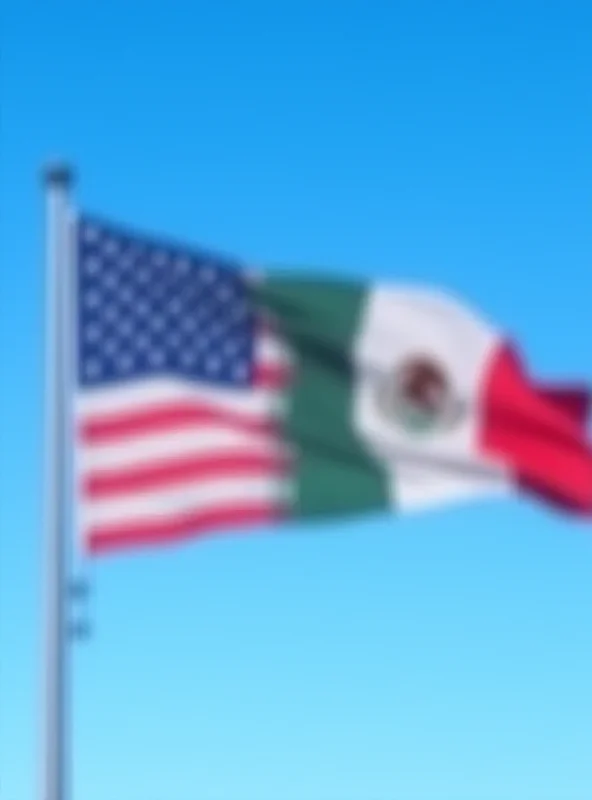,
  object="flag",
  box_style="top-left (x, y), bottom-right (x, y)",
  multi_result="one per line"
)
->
top-left (255, 276), bottom-right (592, 516)
top-left (75, 217), bottom-right (291, 553)
top-left (74, 216), bottom-right (592, 554)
